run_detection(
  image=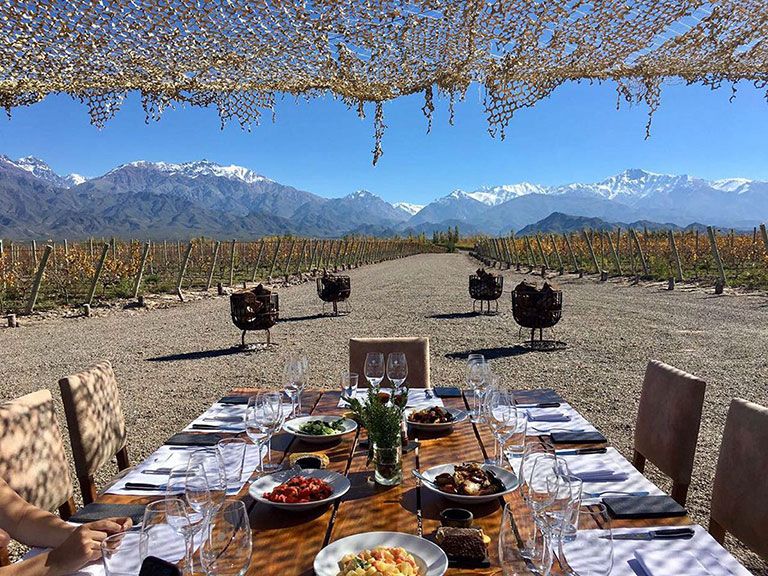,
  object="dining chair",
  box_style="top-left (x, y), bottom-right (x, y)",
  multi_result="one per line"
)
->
top-left (349, 337), bottom-right (430, 388)
top-left (708, 398), bottom-right (768, 561)
top-left (632, 359), bottom-right (705, 505)
top-left (58, 360), bottom-right (130, 505)
top-left (0, 390), bottom-right (77, 565)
